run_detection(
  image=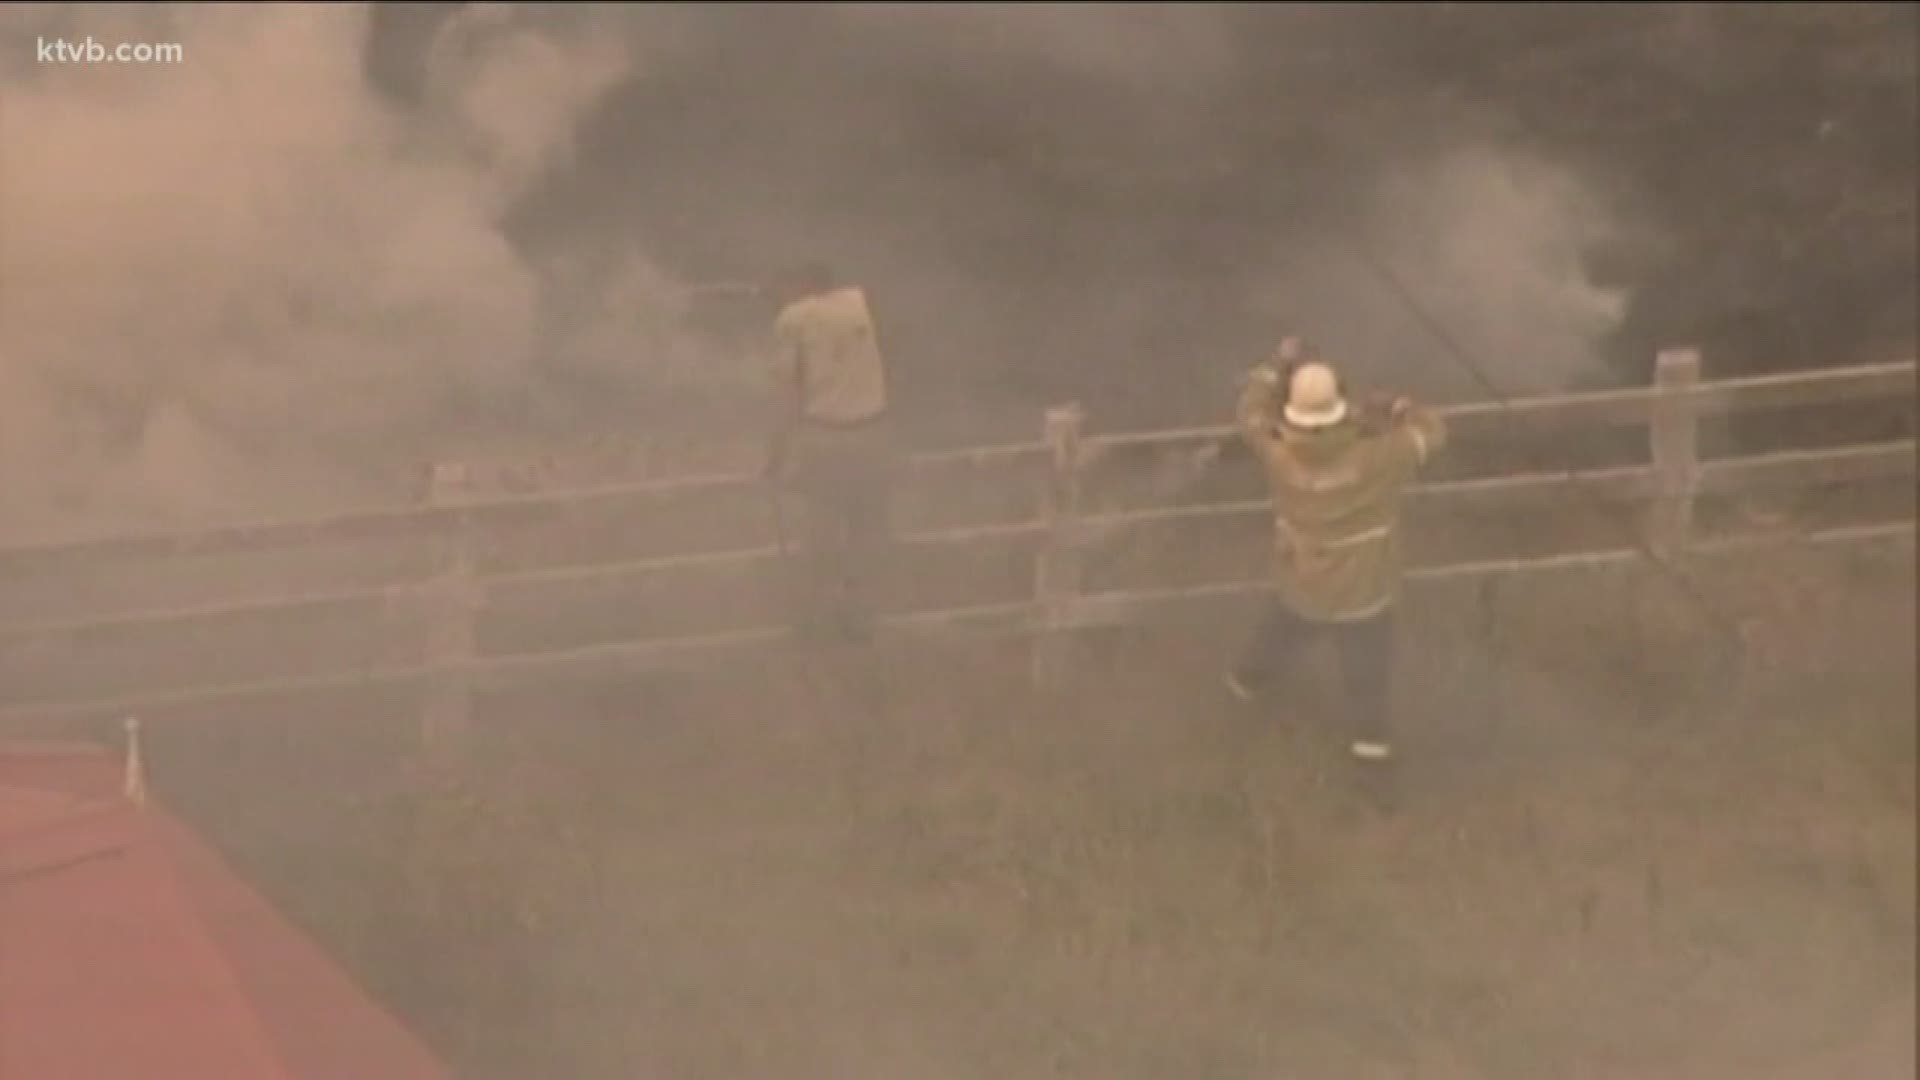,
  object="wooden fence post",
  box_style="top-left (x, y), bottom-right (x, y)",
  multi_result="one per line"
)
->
top-left (1032, 403), bottom-right (1086, 690)
top-left (1649, 347), bottom-right (1702, 556)
top-left (421, 462), bottom-right (479, 752)
top-left (1637, 347), bottom-right (1703, 719)
top-left (1475, 575), bottom-right (1504, 746)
